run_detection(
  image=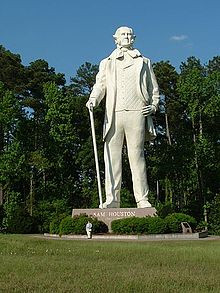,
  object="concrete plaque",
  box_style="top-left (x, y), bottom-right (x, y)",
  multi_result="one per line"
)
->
top-left (72, 207), bottom-right (156, 231)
